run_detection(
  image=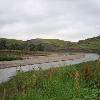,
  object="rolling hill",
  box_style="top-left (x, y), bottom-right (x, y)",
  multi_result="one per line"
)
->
top-left (77, 35), bottom-right (100, 53)
top-left (0, 35), bottom-right (100, 52)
